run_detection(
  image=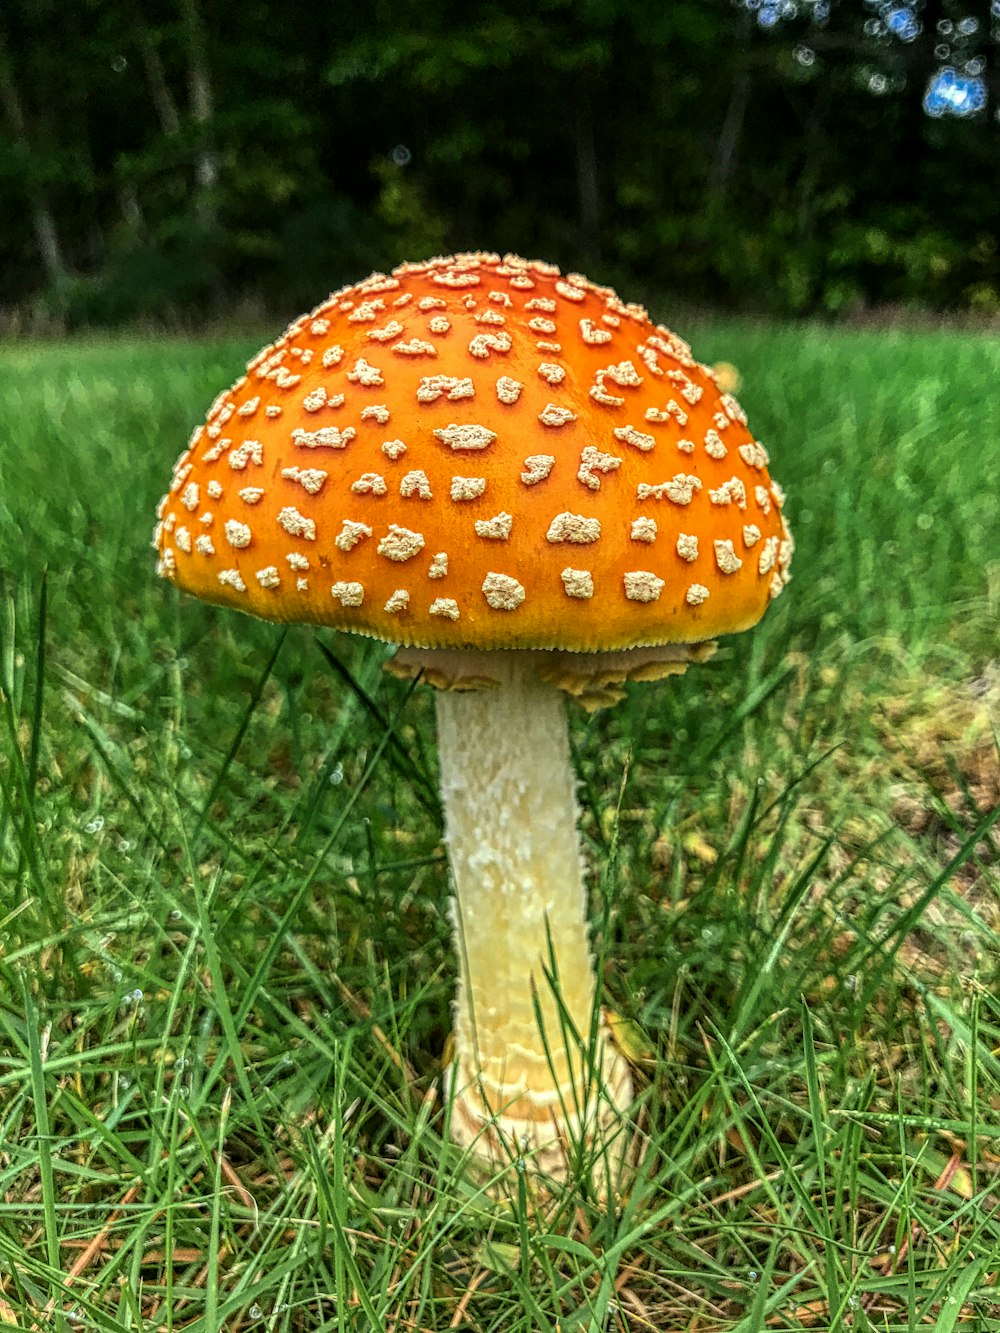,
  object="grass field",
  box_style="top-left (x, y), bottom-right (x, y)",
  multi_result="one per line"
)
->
top-left (0, 322), bottom-right (998, 1331)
